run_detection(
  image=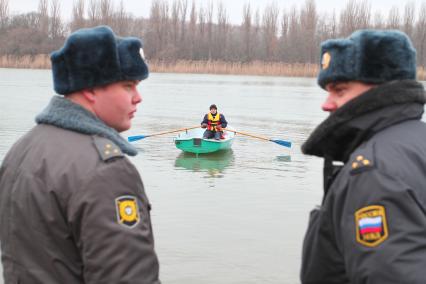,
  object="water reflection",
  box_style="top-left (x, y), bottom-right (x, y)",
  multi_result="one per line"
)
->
top-left (275, 154), bottom-right (292, 162)
top-left (174, 149), bottom-right (235, 177)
